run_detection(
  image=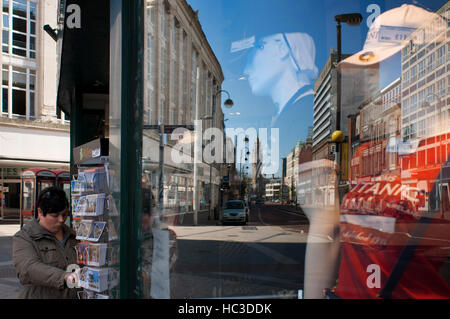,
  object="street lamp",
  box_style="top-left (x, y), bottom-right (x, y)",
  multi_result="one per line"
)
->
top-left (333, 12), bottom-right (363, 200)
top-left (205, 89), bottom-right (234, 220)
